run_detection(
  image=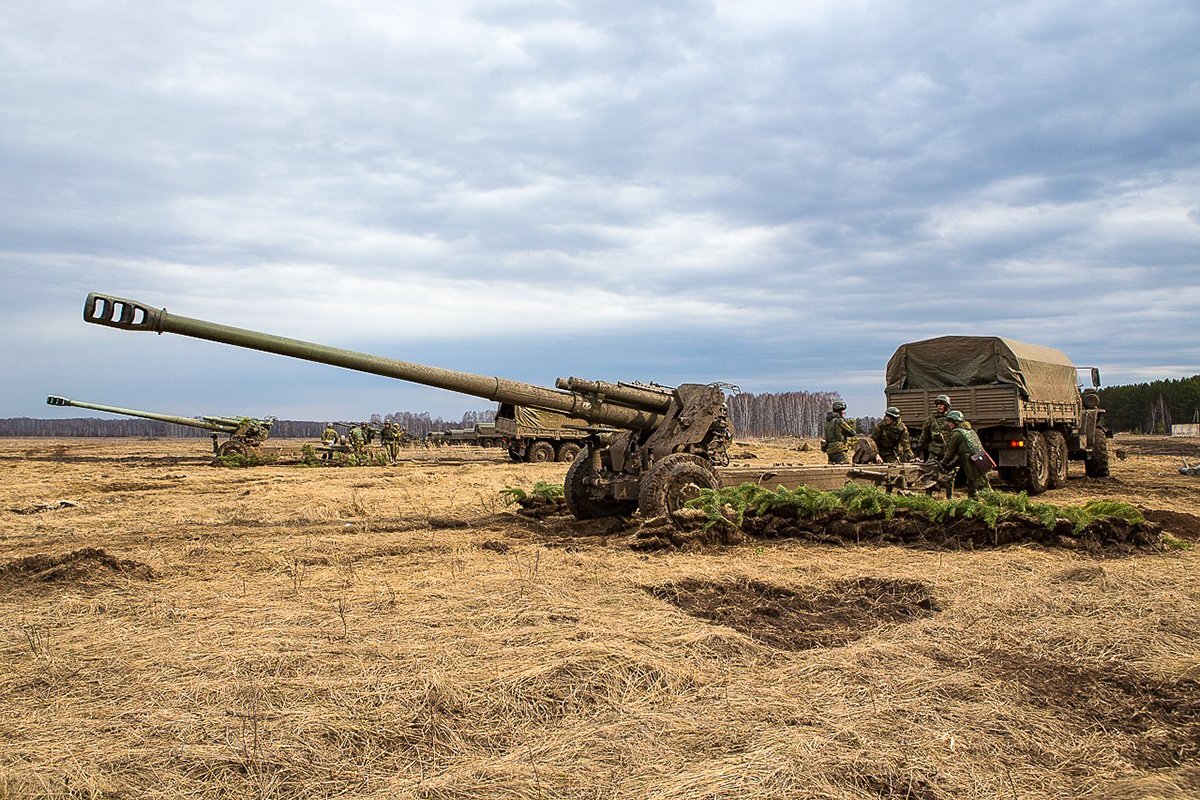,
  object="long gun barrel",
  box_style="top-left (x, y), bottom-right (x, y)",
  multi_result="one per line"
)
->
top-left (47, 395), bottom-right (242, 433)
top-left (83, 293), bottom-right (664, 431)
